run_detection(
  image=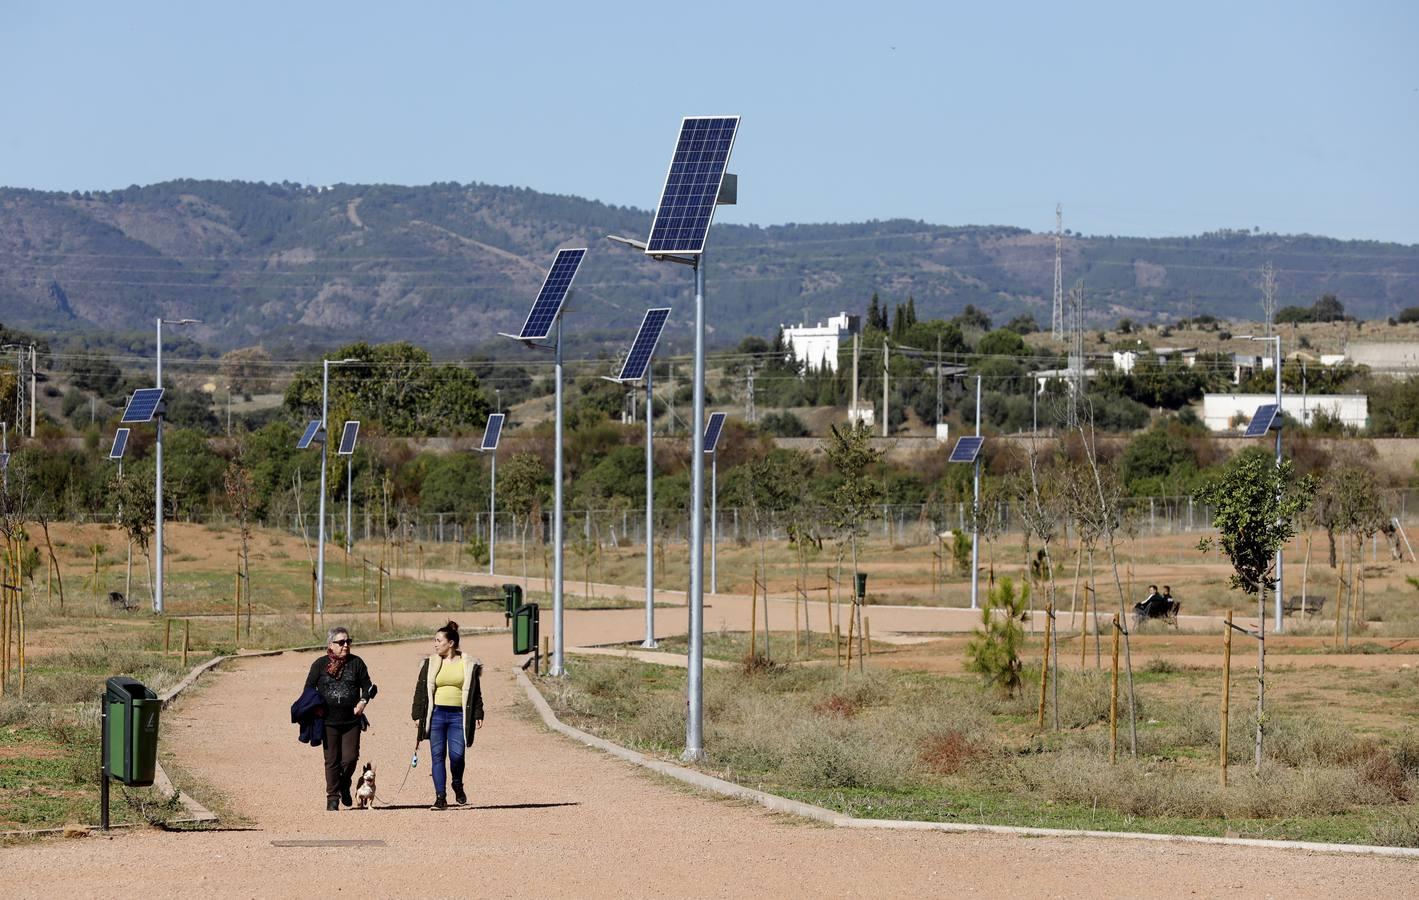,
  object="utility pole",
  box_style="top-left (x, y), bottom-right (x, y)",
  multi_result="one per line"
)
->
top-left (1261, 262), bottom-right (1278, 337)
top-left (935, 333), bottom-right (943, 427)
top-left (745, 368), bottom-right (756, 423)
top-left (1052, 203), bottom-right (1065, 340)
top-left (881, 338), bottom-right (889, 437)
top-left (28, 345), bottom-right (36, 438)
top-left (850, 332), bottom-right (860, 425)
